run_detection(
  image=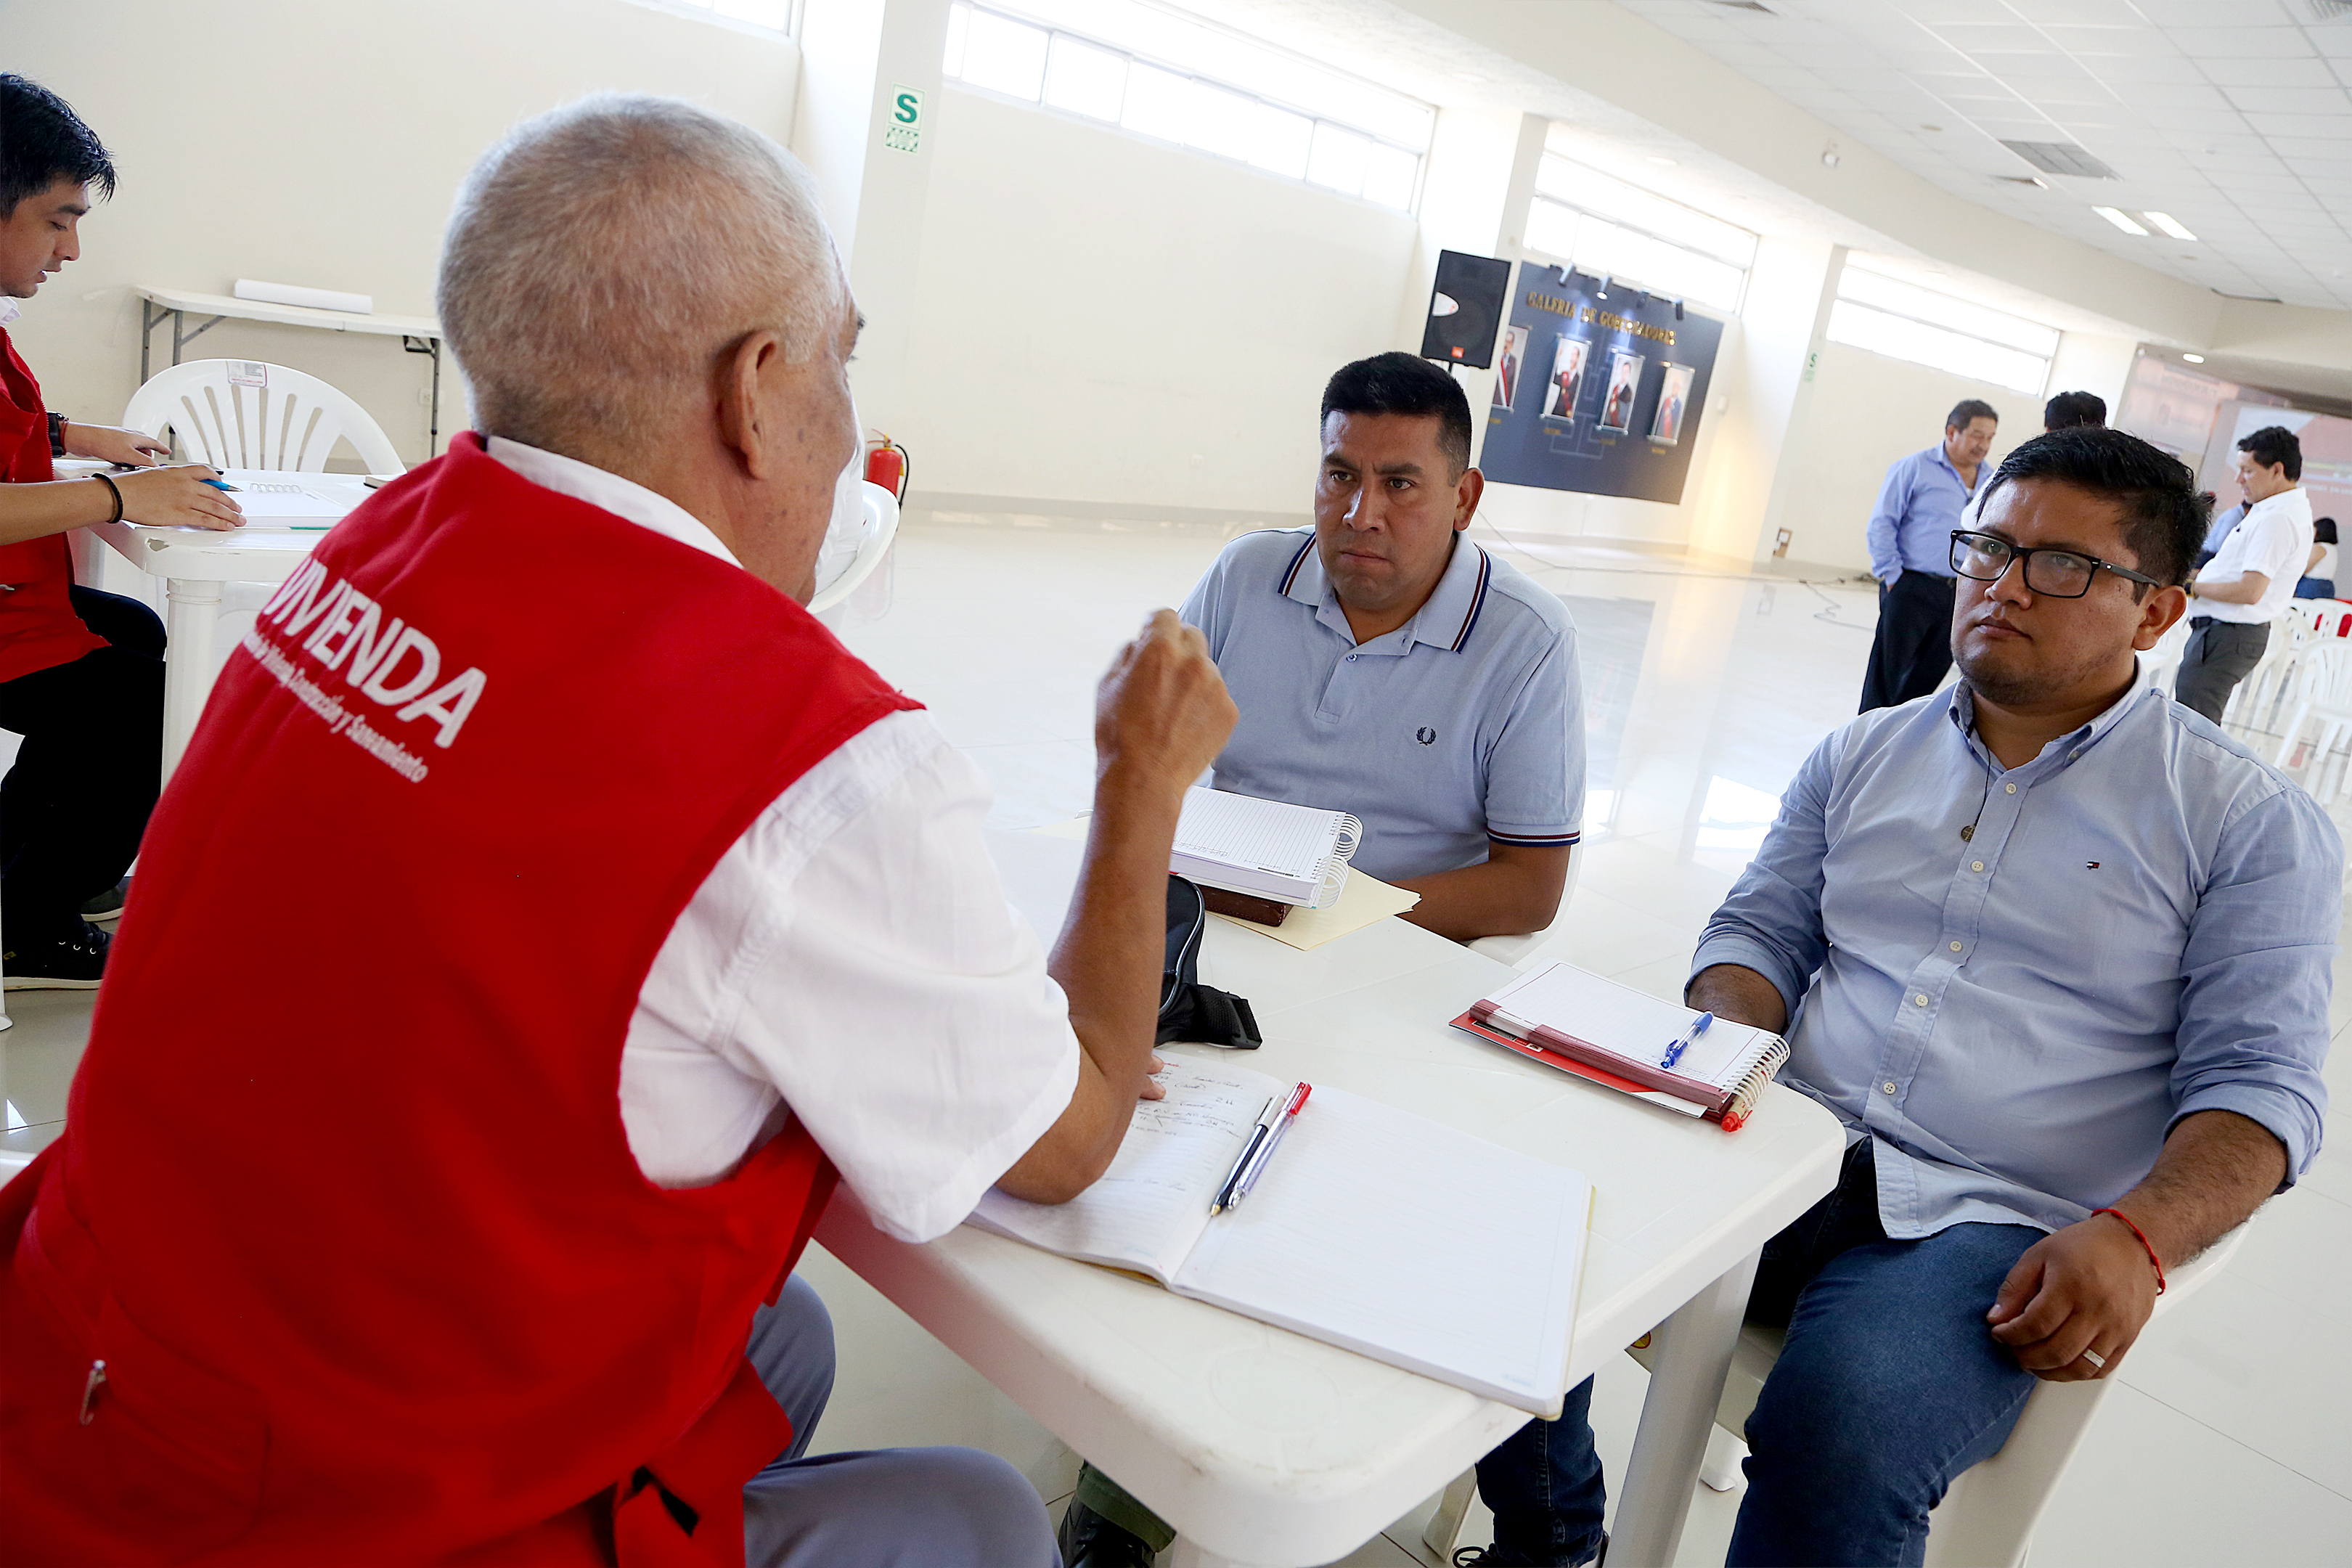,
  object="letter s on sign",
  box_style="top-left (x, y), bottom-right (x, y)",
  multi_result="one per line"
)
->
top-left (894, 91), bottom-right (920, 125)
